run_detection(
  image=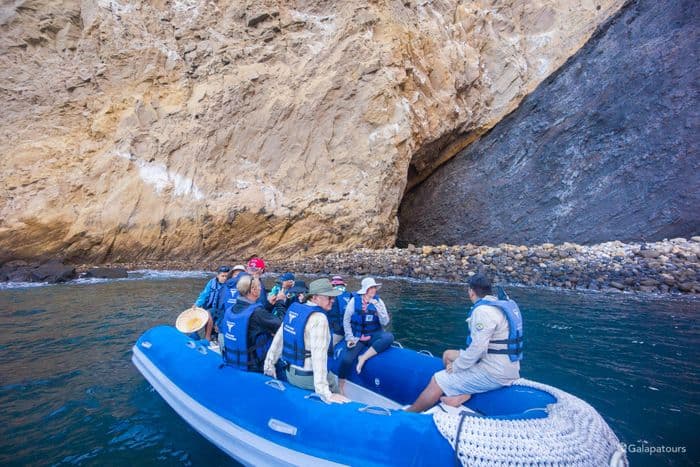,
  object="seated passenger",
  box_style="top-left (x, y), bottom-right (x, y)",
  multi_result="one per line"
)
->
top-left (269, 272), bottom-right (296, 319)
top-left (245, 257), bottom-right (277, 311)
top-left (193, 265), bottom-right (231, 340)
top-left (287, 280), bottom-right (308, 307)
top-left (405, 273), bottom-right (522, 412)
top-left (221, 275), bottom-right (282, 372)
top-left (328, 276), bottom-right (352, 346)
top-left (338, 277), bottom-right (394, 394)
top-left (218, 264), bottom-right (247, 331)
top-left (264, 279), bottom-right (349, 404)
